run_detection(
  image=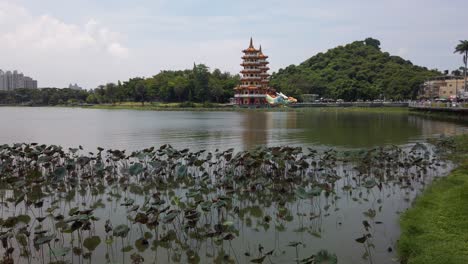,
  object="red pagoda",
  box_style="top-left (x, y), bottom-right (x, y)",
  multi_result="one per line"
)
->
top-left (234, 38), bottom-right (271, 106)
